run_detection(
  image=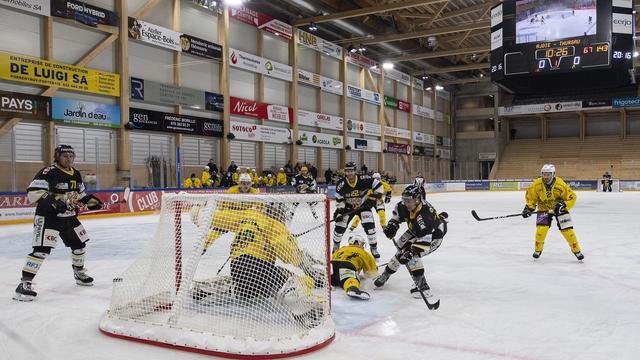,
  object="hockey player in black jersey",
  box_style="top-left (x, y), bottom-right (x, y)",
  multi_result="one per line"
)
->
top-left (13, 145), bottom-right (103, 301)
top-left (374, 185), bottom-right (448, 300)
top-left (291, 166), bottom-right (319, 219)
top-left (332, 162), bottom-right (384, 258)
